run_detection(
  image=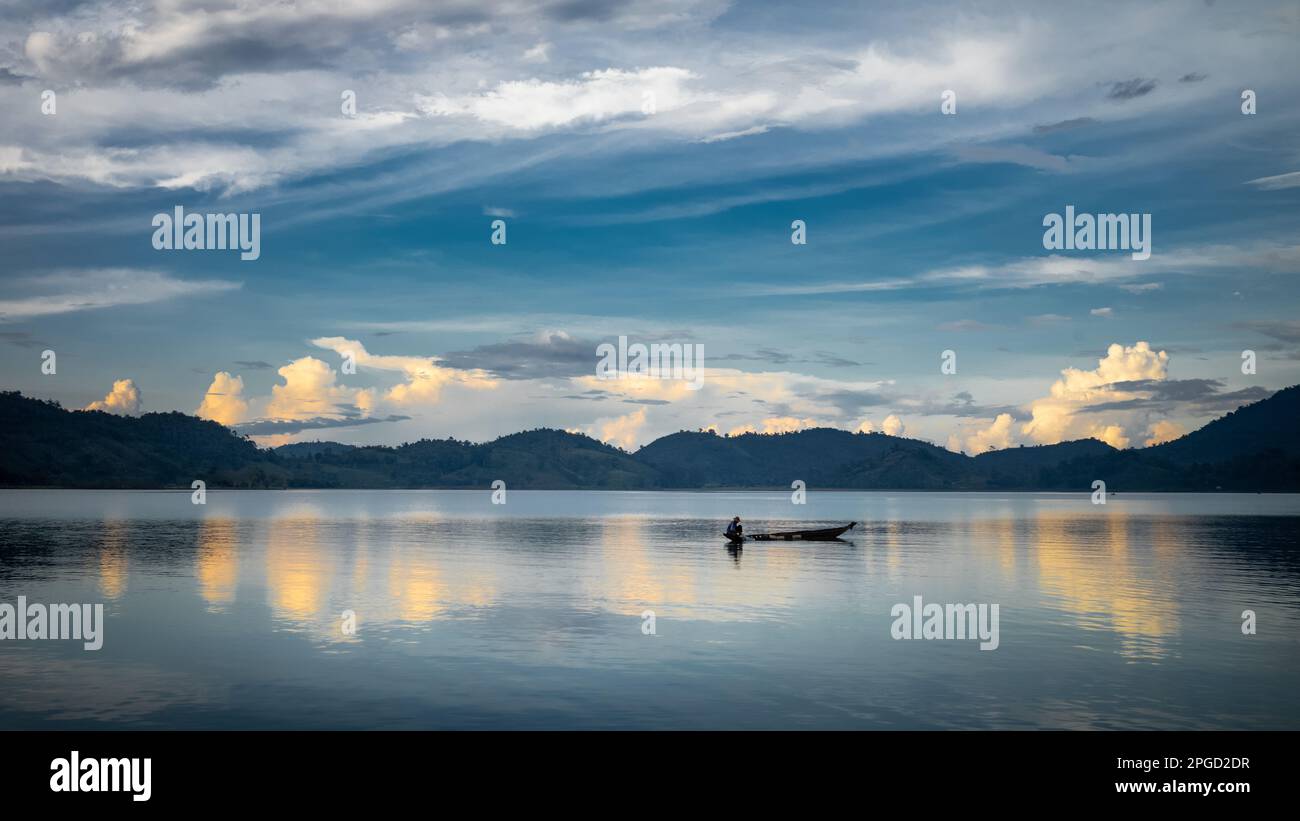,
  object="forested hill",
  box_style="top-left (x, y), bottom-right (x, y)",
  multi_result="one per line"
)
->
top-left (1, 386), bottom-right (1297, 490)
